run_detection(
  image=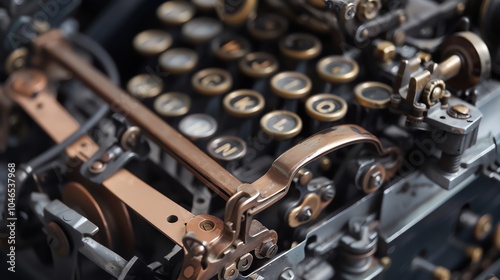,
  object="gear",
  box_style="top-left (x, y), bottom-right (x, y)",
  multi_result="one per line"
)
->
top-left (422, 79), bottom-right (446, 107)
